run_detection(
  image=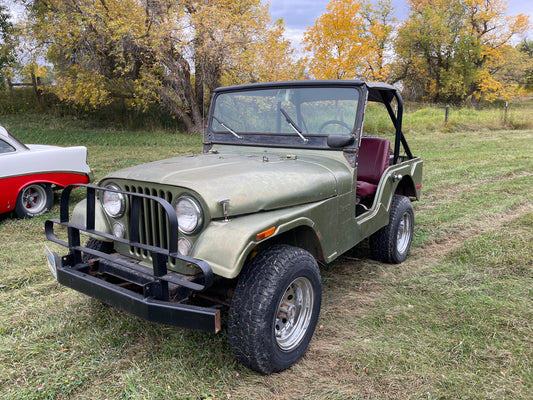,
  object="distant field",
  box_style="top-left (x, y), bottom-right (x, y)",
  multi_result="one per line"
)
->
top-left (0, 113), bottom-right (531, 399)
